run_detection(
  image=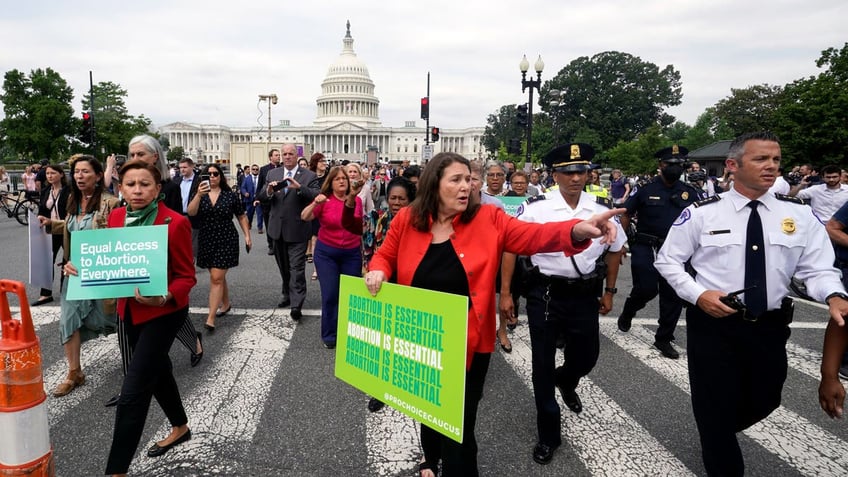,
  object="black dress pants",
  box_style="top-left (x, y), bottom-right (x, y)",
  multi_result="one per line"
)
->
top-left (526, 284), bottom-right (599, 446)
top-left (420, 352), bottom-right (491, 477)
top-left (687, 306), bottom-right (789, 477)
top-left (621, 243), bottom-right (684, 343)
top-left (105, 307), bottom-right (189, 474)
